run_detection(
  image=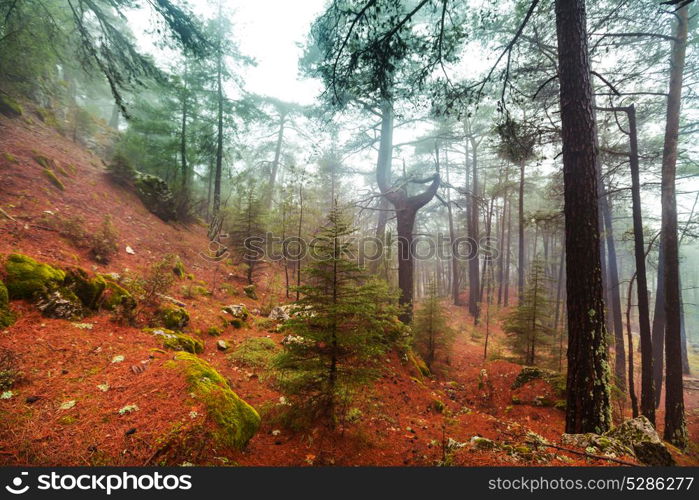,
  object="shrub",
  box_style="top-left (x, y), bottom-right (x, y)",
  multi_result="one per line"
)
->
top-left (90, 215), bottom-right (119, 264)
top-left (41, 214), bottom-right (89, 248)
top-left (106, 153), bottom-right (137, 186)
